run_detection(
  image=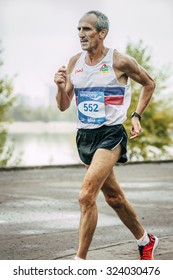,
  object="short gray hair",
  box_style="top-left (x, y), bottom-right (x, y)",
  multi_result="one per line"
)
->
top-left (84, 10), bottom-right (109, 33)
